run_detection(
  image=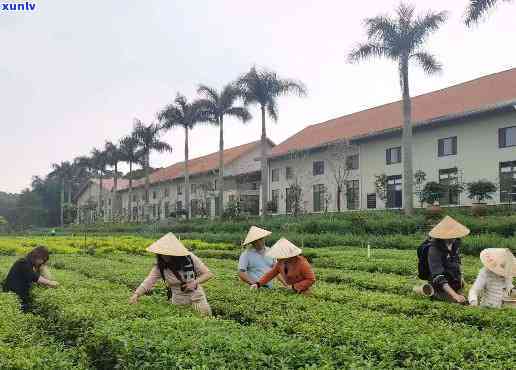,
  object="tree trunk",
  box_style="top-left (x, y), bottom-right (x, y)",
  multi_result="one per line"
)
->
top-left (400, 56), bottom-right (414, 215)
top-left (218, 116), bottom-right (224, 217)
top-left (60, 179), bottom-right (65, 227)
top-left (185, 126), bottom-right (191, 220)
top-left (260, 105), bottom-right (268, 218)
top-left (128, 161), bottom-right (133, 222)
top-left (145, 152), bottom-right (150, 223)
top-left (113, 161), bottom-right (118, 220)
